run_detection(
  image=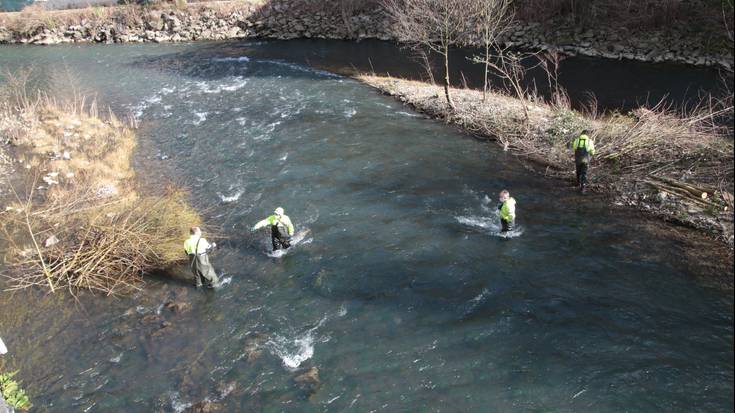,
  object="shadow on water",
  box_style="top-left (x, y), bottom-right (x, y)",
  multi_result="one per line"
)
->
top-left (130, 39), bottom-right (732, 112)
